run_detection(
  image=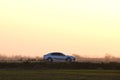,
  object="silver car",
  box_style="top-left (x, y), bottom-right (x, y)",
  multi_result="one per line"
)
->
top-left (43, 52), bottom-right (75, 62)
